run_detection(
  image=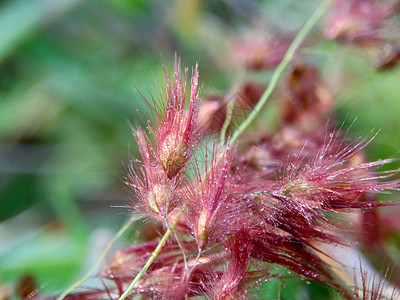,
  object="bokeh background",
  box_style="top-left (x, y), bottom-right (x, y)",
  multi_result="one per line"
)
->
top-left (0, 0), bottom-right (400, 298)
